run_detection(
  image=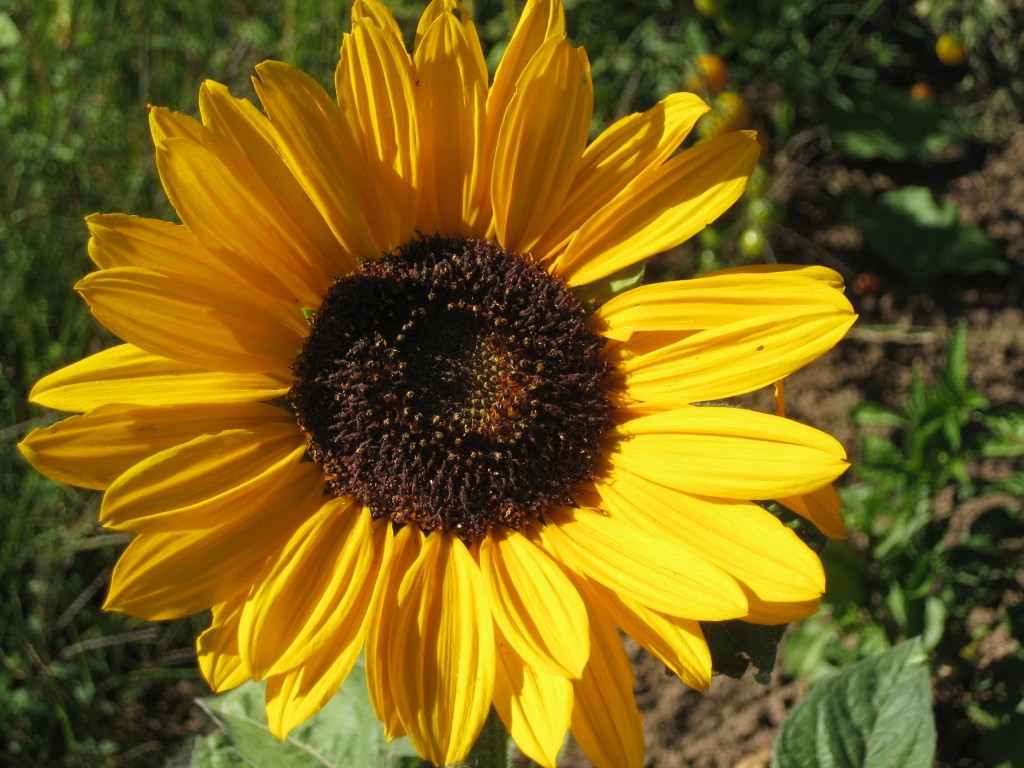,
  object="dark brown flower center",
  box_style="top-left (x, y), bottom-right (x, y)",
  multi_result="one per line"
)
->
top-left (289, 236), bottom-right (611, 542)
